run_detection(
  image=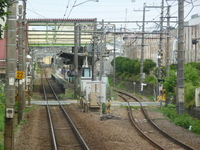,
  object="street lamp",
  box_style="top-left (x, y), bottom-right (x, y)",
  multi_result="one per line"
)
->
top-left (73, 0), bottom-right (99, 7)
